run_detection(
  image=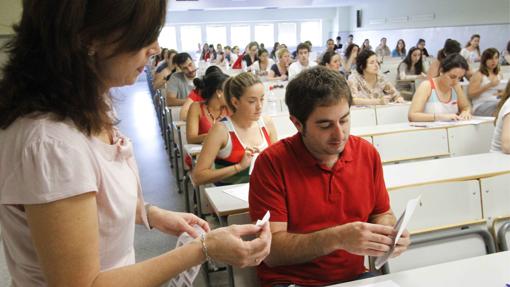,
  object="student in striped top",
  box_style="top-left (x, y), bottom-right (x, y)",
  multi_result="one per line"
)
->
top-left (192, 72), bottom-right (278, 186)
